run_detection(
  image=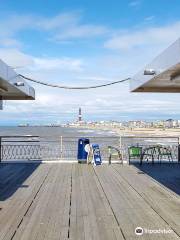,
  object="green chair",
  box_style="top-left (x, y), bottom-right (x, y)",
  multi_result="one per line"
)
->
top-left (128, 146), bottom-right (142, 164)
